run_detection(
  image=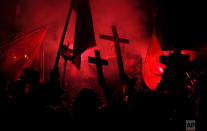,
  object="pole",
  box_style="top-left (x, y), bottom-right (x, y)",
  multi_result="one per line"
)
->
top-left (54, 0), bottom-right (74, 70)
